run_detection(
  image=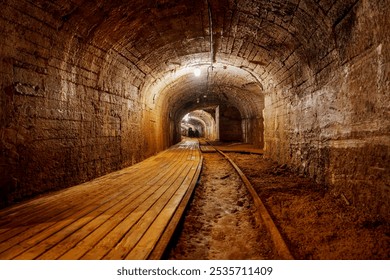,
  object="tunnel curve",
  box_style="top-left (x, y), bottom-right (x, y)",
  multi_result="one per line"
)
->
top-left (0, 0), bottom-right (388, 220)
